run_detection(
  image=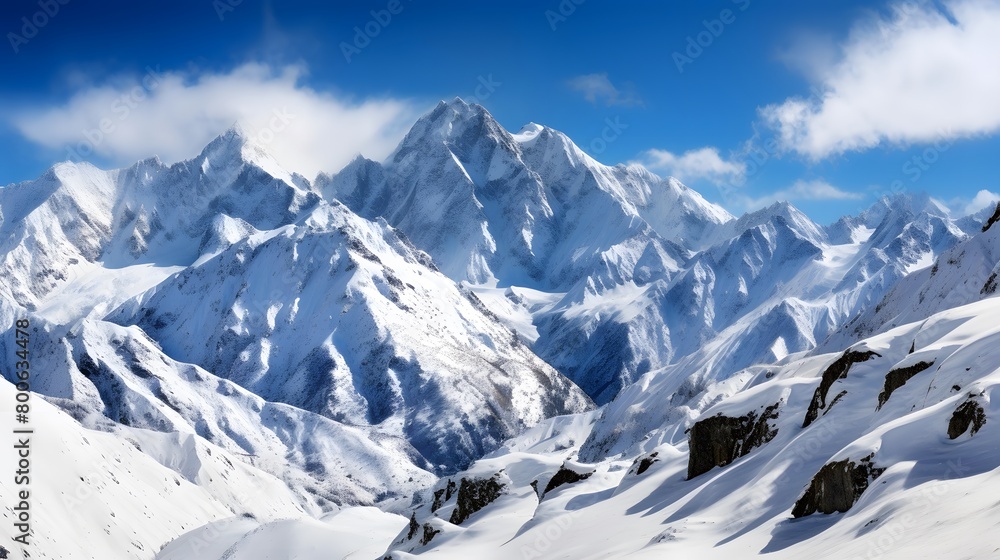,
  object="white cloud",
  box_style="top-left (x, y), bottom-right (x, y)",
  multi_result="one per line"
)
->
top-left (713, 179), bottom-right (865, 216)
top-left (568, 73), bottom-right (643, 107)
top-left (761, 0), bottom-right (1000, 159)
top-left (774, 30), bottom-right (838, 82)
top-left (944, 189), bottom-right (1000, 216)
top-left (9, 63), bottom-right (420, 179)
top-left (636, 147), bottom-right (746, 185)
top-left (734, 179), bottom-right (864, 211)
